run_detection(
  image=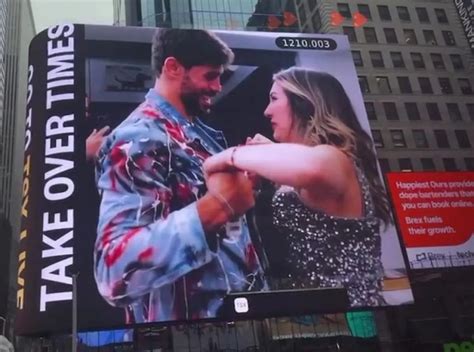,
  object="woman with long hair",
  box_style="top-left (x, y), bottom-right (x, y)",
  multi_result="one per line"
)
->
top-left (204, 67), bottom-right (391, 306)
